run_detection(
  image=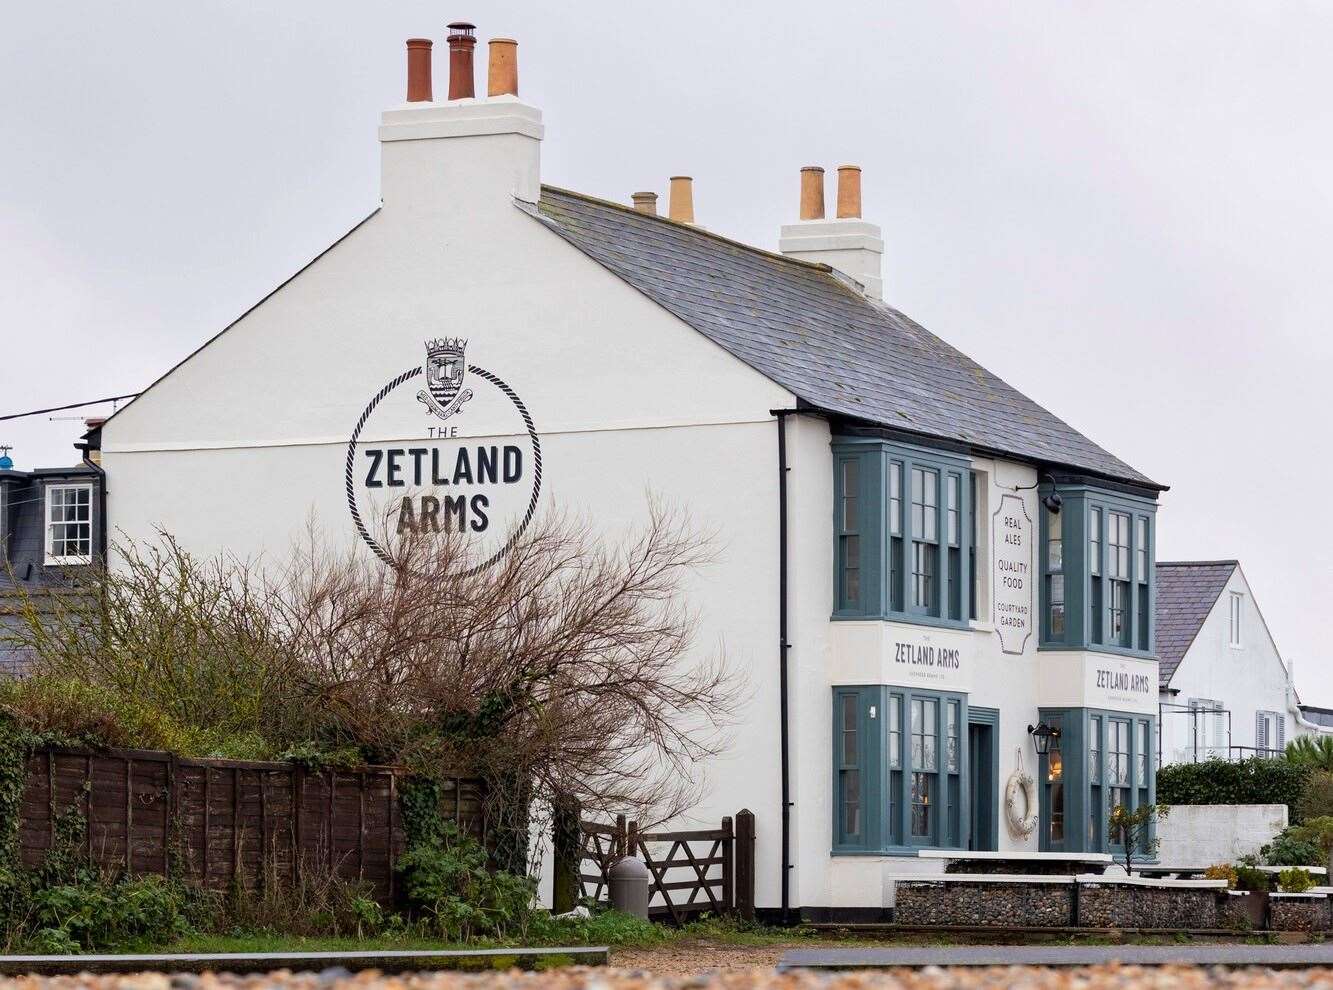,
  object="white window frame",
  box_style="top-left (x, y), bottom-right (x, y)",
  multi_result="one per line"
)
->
top-left (1228, 592), bottom-right (1243, 648)
top-left (1256, 710), bottom-right (1285, 756)
top-left (44, 483), bottom-right (94, 565)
